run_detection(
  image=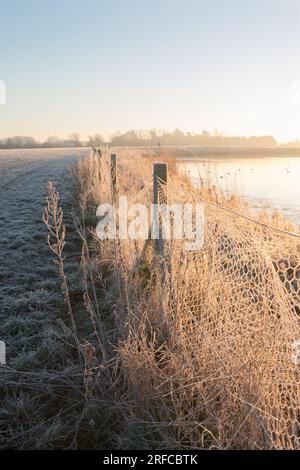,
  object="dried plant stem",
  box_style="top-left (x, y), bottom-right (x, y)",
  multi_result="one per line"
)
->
top-left (43, 182), bottom-right (82, 368)
top-left (72, 210), bottom-right (108, 364)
